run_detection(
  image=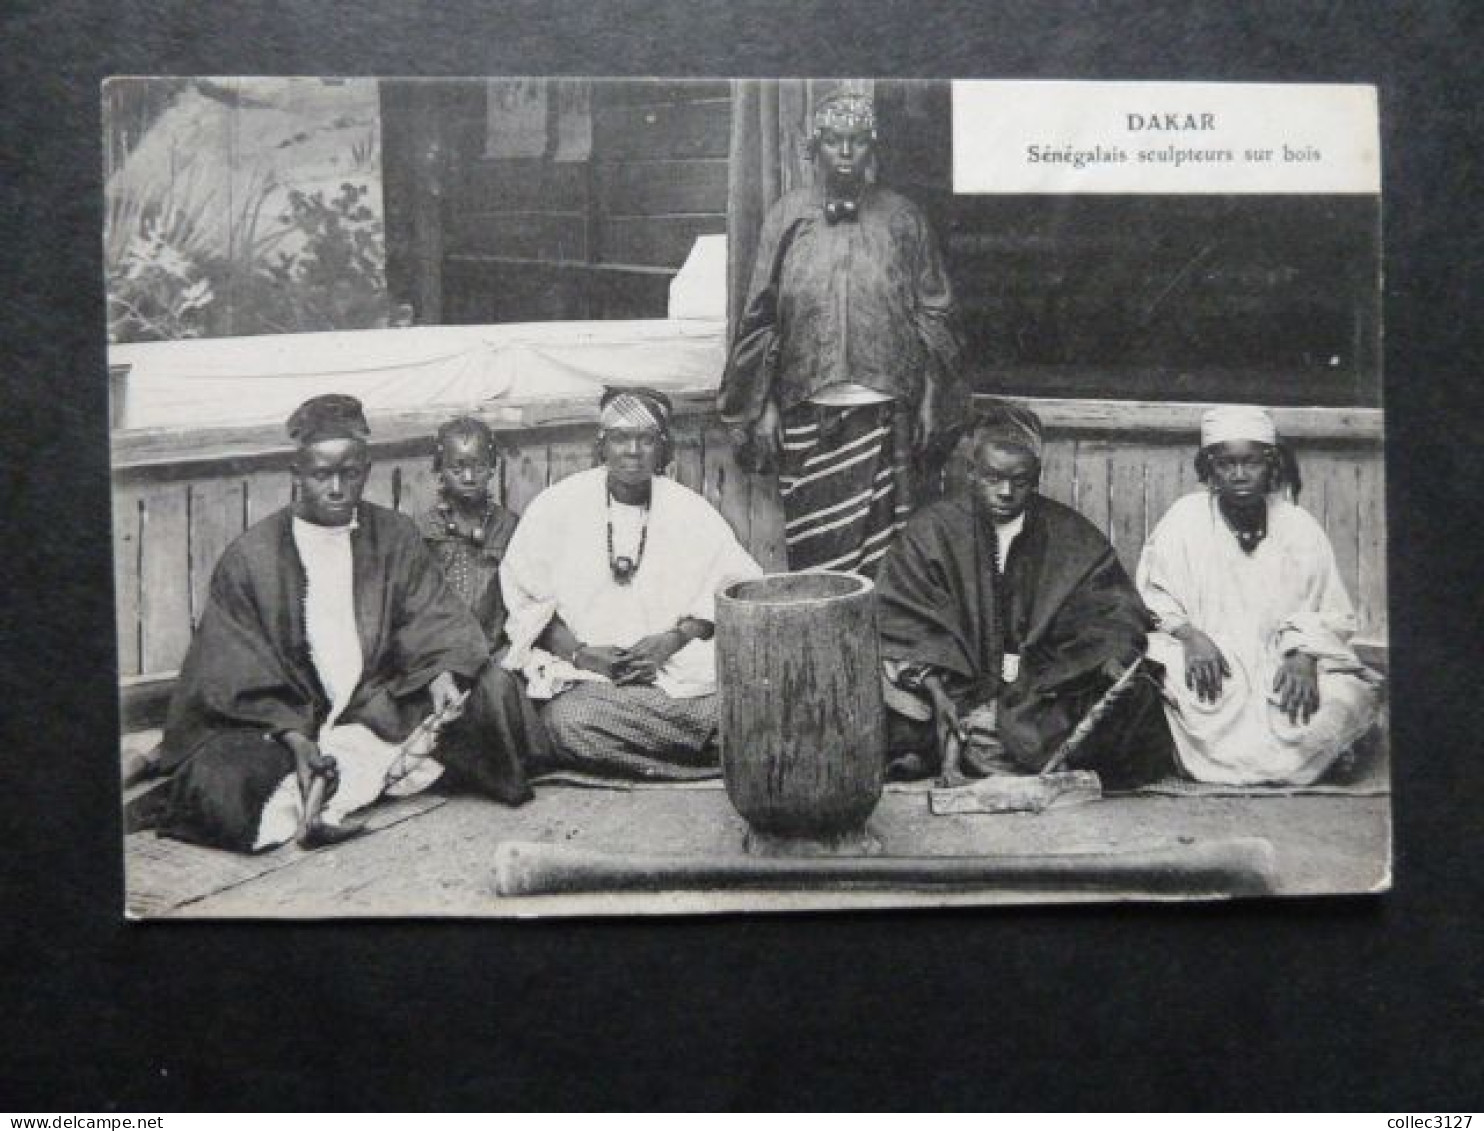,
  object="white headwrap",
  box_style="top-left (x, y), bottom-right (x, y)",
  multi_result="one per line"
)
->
top-left (1201, 405), bottom-right (1277, 448)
